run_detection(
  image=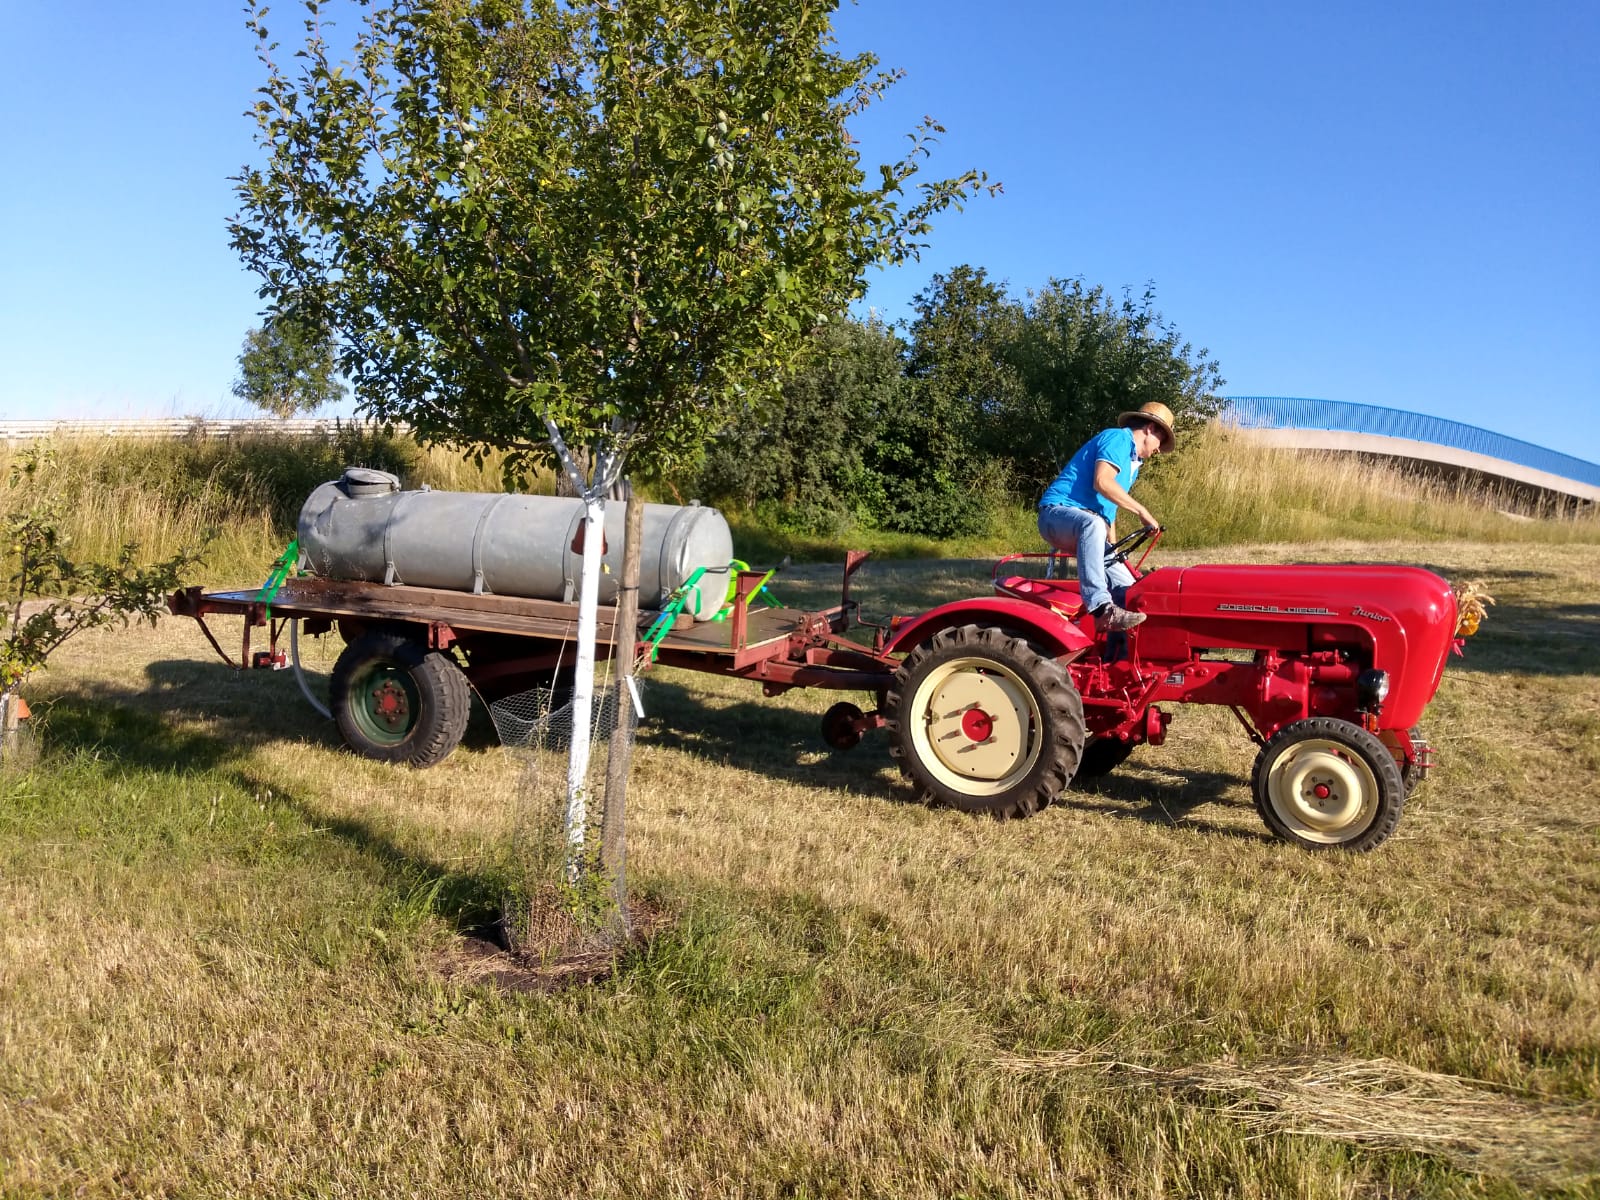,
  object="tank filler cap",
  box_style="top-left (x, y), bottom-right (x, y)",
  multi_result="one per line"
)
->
top-left (340, 467), bottom-right (402, 498)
